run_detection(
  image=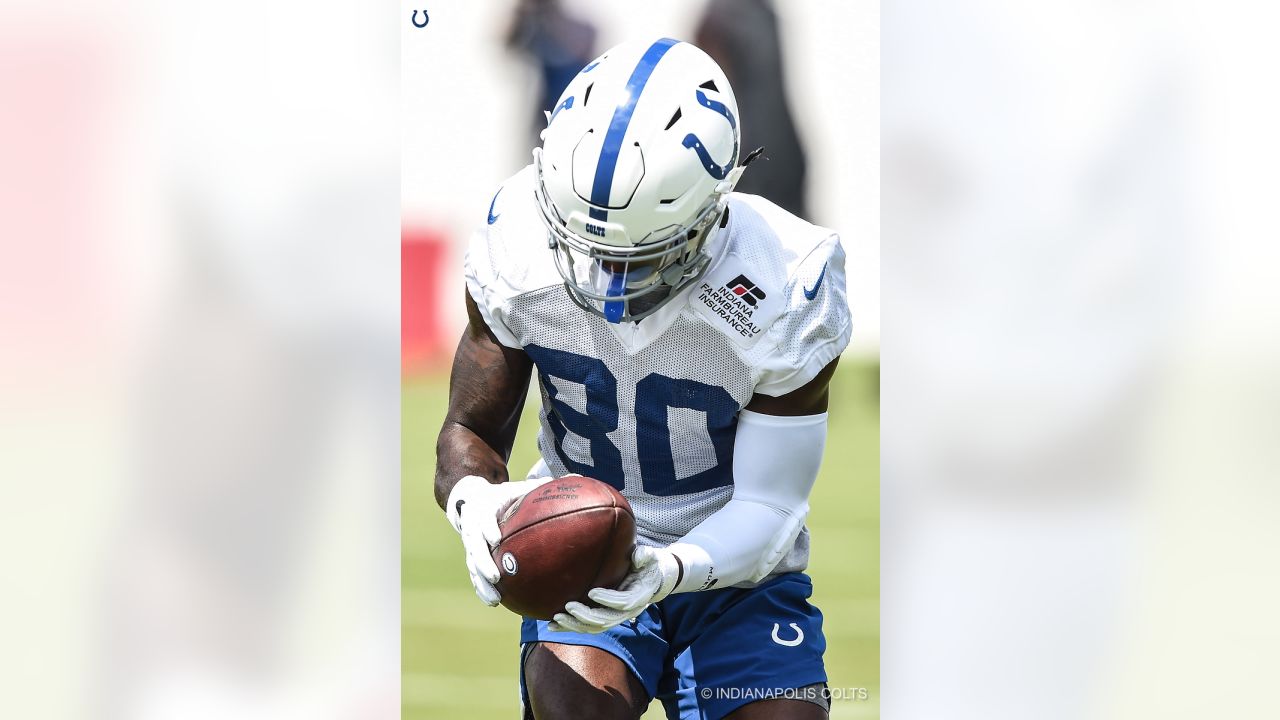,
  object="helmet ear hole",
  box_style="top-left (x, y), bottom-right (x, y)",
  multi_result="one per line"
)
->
top-left (664, 108), bottom-right (682, 130)
top-left (699, 79), bottom-right (719, 91)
